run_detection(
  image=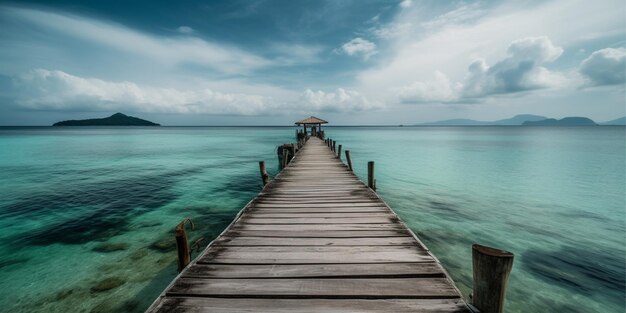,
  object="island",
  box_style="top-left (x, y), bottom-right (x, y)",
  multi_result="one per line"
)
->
top-left (53, 113), bottom-right (160, 126)
top-left (522, 117), bottom-right (597, 126)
